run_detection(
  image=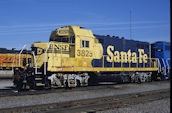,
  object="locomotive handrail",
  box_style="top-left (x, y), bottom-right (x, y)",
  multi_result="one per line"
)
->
top-left (44, 41), bottom-right (52, 75)
top-left (166, 58), bottom-right (170, 73)
top-left (19, 44), bottom-right (28, 67)
top-left (12, 54), bottom-right (17, 71)
top-left (155, 58), bottom-right (158, 68)
top-left (32, 51), bottom-right (38, 74)
top-left (166, 58), bottom-right (170, 67)
top-left (150, 58), bottom-right (158, 68)
top-left (157, 58), bottom-right (161, 73)
top-left (136, 58), bottom-right (138, 68)
top-left (161, 58), bottom-right (166, 75)
top-left (12, 44), bottom-right (29, 71)
top-left (102, 56), bottom-right (104, 68)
